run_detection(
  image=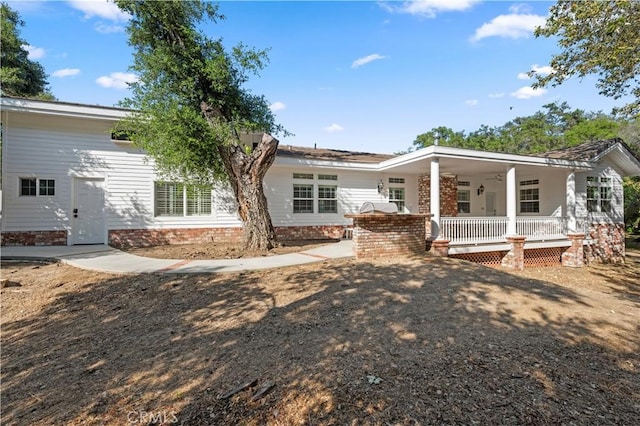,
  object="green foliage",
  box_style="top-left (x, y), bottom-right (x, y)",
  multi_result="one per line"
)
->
top-left (0, 2), bottom-right (52, 99)
top-left (411, 102), bottom-right (619, 154)
top-left (114, 0), bottom-right (285, 183)
top-left (624, 177), bottom-right (640, 231)
top-left (533, 1), bottom-right (640, 117)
